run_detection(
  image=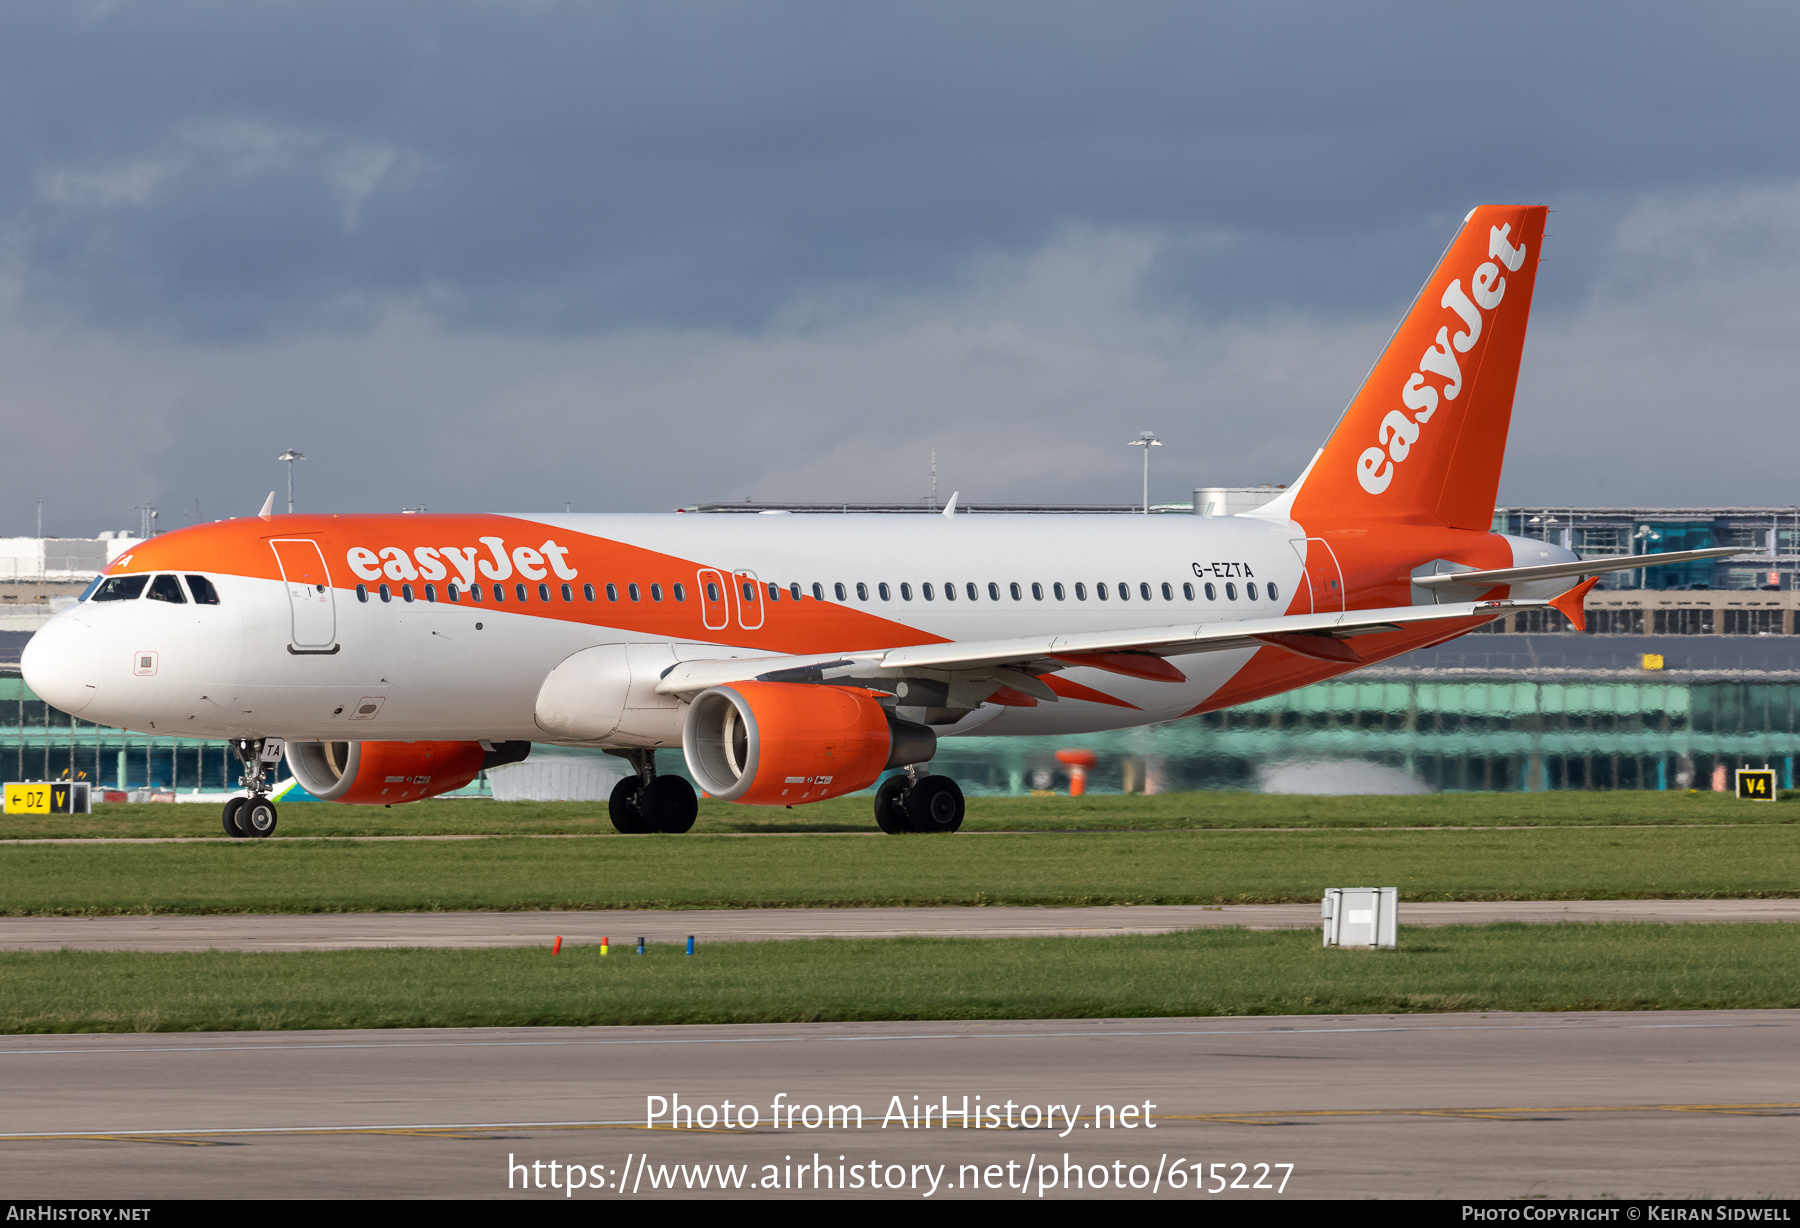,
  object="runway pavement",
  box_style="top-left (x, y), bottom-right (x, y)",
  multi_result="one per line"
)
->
top-left (2, 1010), bottom-right (1795, 1199)
top-left (2, 898), bottom-right (1794, 952)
